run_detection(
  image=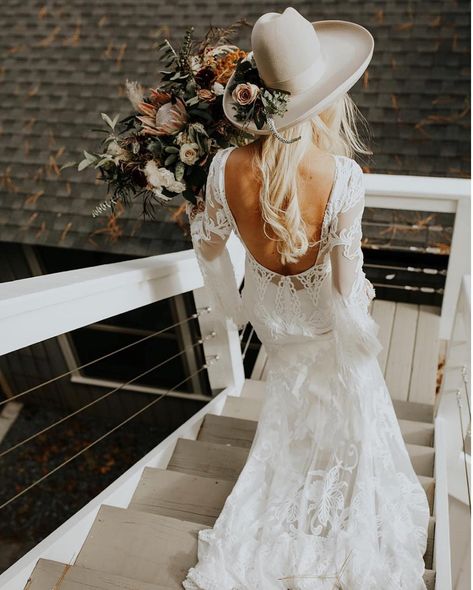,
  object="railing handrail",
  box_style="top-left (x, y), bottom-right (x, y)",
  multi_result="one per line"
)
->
top-left (0, 249), bottom-right (195, 318)
top-left (365, 171), bottom-right (470, 203)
